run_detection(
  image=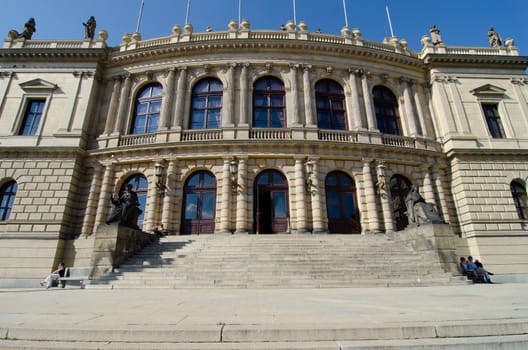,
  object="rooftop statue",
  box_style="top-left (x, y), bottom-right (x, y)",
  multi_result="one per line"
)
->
top-left (488, 27), bottom-right (502, 48)
top-left (19, 17), bottom-right (36, 40)
top-left (83, 16), bottom-right (96, 40)
top-left (405, 185), bottom-right (444, 226)
top-left (429, 25), bottom-right (442, 45)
